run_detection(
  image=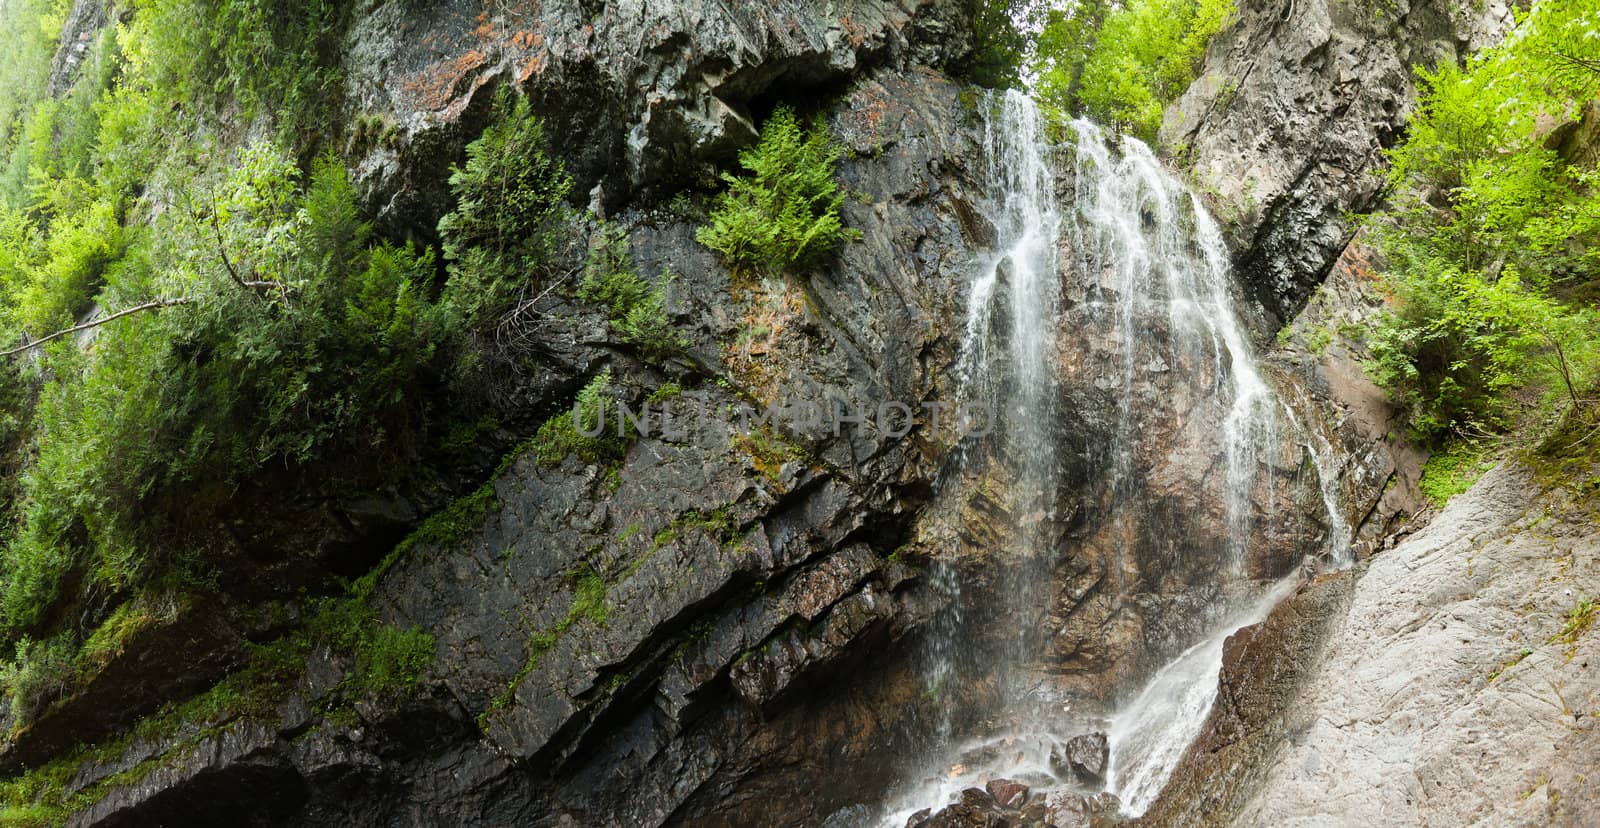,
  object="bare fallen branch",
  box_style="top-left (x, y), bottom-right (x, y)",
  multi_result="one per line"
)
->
top-left (2, 297), bottom-right (195, 358)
